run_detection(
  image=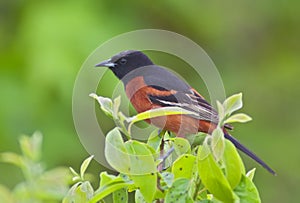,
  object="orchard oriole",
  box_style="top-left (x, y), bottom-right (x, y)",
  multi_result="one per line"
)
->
top-left (96, 50), bottom-right (275, 175)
